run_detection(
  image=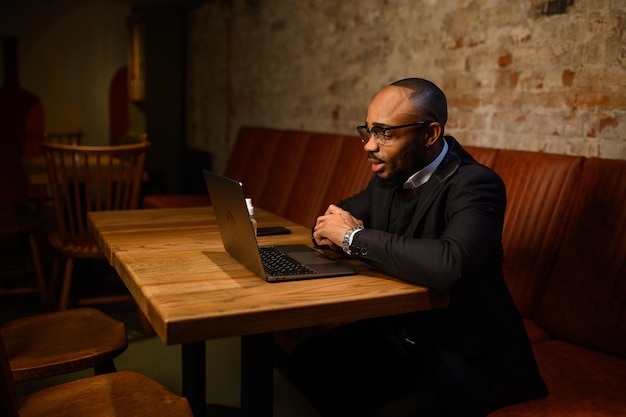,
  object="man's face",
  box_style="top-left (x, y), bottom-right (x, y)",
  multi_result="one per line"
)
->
top-left (363, 86), bottom-right (428, 184)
